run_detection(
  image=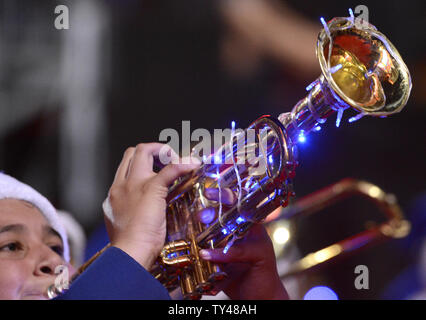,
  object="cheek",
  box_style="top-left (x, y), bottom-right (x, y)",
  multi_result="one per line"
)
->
top-left (66, 262), bottom-right (77, 277)
top-left (0, 260), bottom-right (29, 299)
